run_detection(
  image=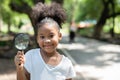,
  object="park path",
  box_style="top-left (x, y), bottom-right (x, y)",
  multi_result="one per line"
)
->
top-left (0, 59), bottom-right (16, 80)
top-left (58, 36), bottom-right (120, 80)
top-left (0, 35), bottom-right (120, 80)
